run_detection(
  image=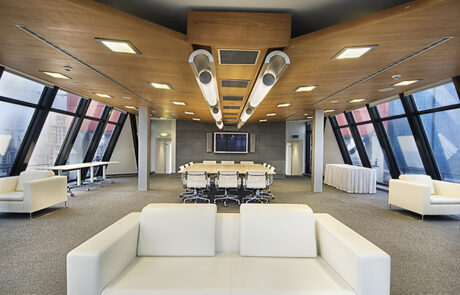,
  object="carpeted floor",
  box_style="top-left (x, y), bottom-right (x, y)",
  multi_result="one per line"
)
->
top-left (0, 175), bottom-right (459, 295)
